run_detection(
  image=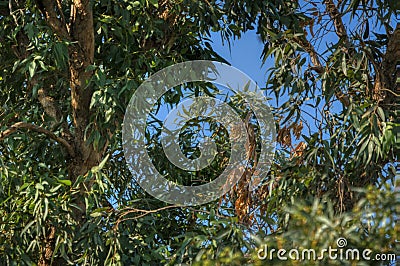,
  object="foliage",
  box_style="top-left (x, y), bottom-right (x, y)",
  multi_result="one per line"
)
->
top-left (199, 185), bottom-right (399, 265)
top-left (0, 0), bottom-right (398, 265)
